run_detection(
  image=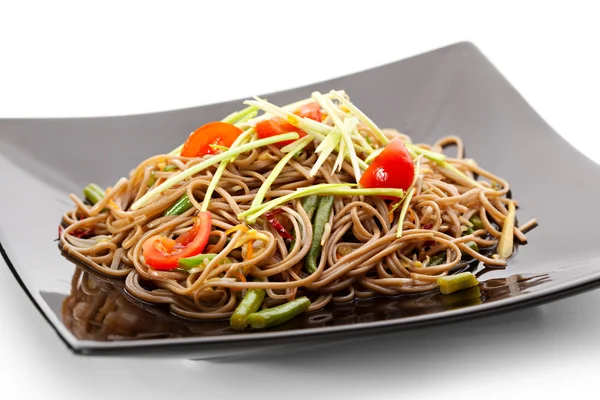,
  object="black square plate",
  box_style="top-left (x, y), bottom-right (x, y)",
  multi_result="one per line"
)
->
top-left (2, 42), bottom-right (600, 358)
